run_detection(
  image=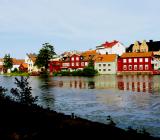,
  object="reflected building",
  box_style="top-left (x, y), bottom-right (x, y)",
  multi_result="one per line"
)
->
top-left (117, 75), bottom-right (156, 93)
